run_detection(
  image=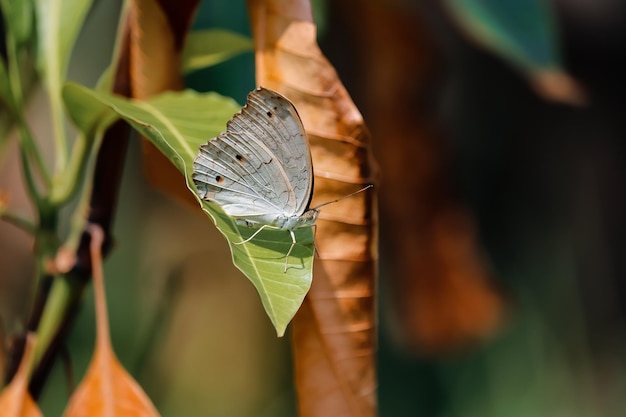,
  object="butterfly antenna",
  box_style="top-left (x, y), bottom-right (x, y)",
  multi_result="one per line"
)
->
top-left (312, 184), bottom-right (373, 210)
